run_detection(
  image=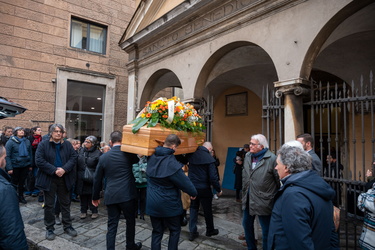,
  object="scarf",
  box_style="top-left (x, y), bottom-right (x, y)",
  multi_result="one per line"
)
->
top-left (251, 148), bottom-right (268, 163)
top-left (54, 142), bottom-right (62, 167)
top-left (18, 137), bottom-right (28, 157)
top-left (32, 134), bottom-right (42, 149)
